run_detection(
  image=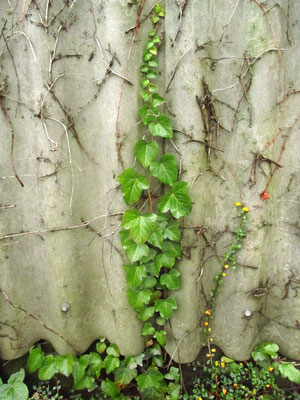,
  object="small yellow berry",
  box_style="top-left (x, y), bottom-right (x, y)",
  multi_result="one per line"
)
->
top-left (233, 383), bottom-right (238, 389)
top-left (205, 310), bottom-right (211, 315)
top-left (266, 384), bottom-right (270, 388)
top-left (208, 328), bottom-right (211, 332)
top-left (221, 362), bottom-right (225, 368)
top-left (242, 206), bottom-right (249, 212)
top-left (242, 386), bottom-right (245, 389)
top-left (235, 202), bottom-right (242, 206)
top-left (210, 337), bottom-right (213, 342)
top-left (206, 353), bottom-right (211, 358)
top-left (204, 321), bottom-right (209, 326)
top-left (225, 264), bottom-right (229, 269)
top-left (198, 398), bottom-right (202, 400)
top-left (222, 272), bottom-right (226, 277)
top-left (269, 367), bottom-right (274, 372)
top-left (211, 348), bottom-right (216, 353)
top-left (222, 388), bottom-right (227, 395)
top-left (253, 390), bottom-right (256, 395)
